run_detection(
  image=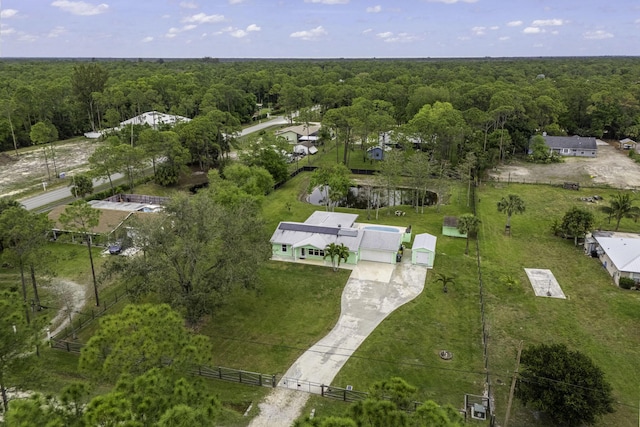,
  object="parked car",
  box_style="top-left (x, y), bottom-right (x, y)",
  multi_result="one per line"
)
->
top-left (108, 241), bottom-right (123, 255)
